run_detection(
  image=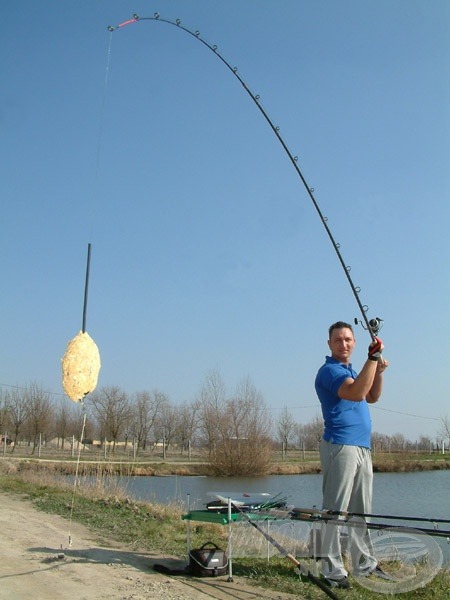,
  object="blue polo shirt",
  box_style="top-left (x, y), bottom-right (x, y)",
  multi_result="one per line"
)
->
top-left (315, 356), bottom-right (372, 449)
